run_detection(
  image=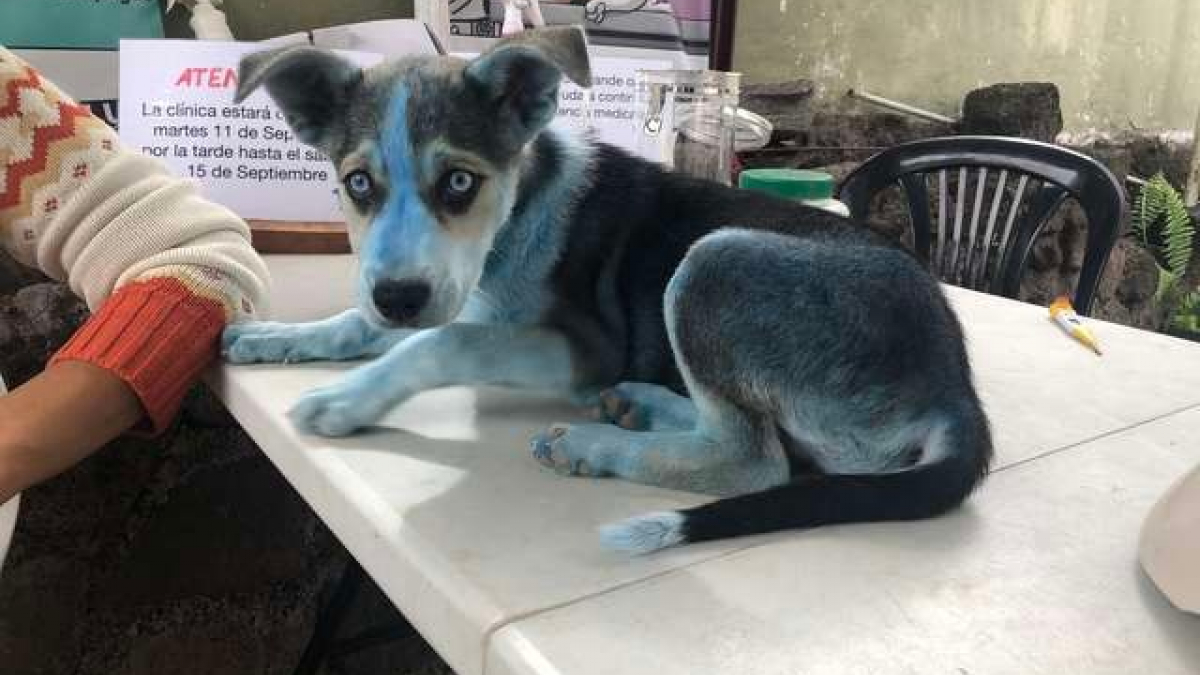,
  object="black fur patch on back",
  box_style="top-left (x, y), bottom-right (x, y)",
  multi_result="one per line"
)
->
top-left (544, 142), bottom-right (901, 391)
